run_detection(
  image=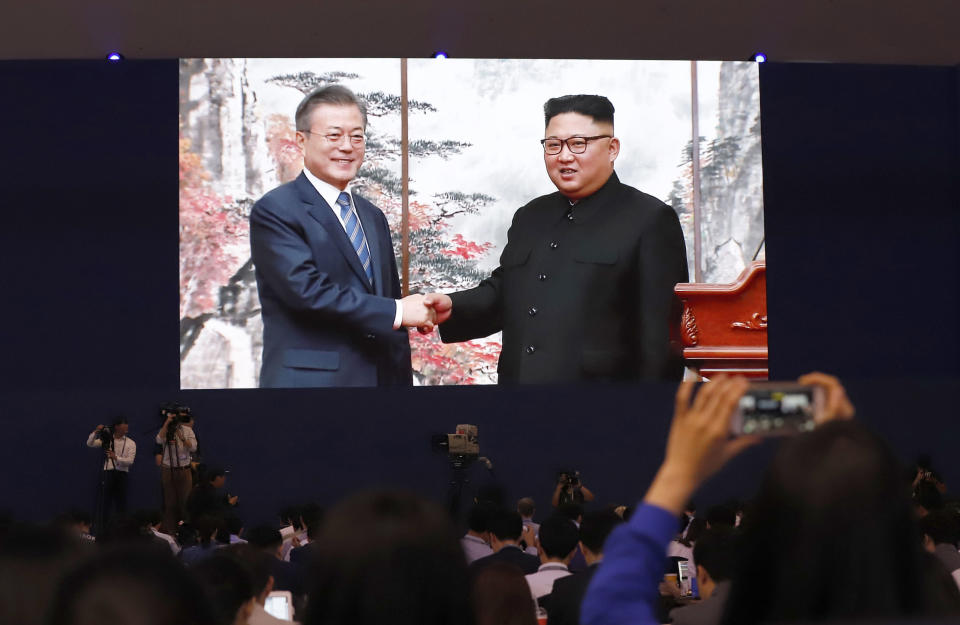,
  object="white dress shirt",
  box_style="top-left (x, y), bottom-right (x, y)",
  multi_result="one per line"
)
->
top-left (86, 432), bottom-right (136, 471)
top-left (301, 168), bottom-right (403, 329)
top-left (525, 562), bottom-right (571, 599)
top-left (155, 425), bottom-right (197, 467)
top-left (151, 527), bottom-right (181, 555)
top-left (461, 533), bottom-right (494, 563)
